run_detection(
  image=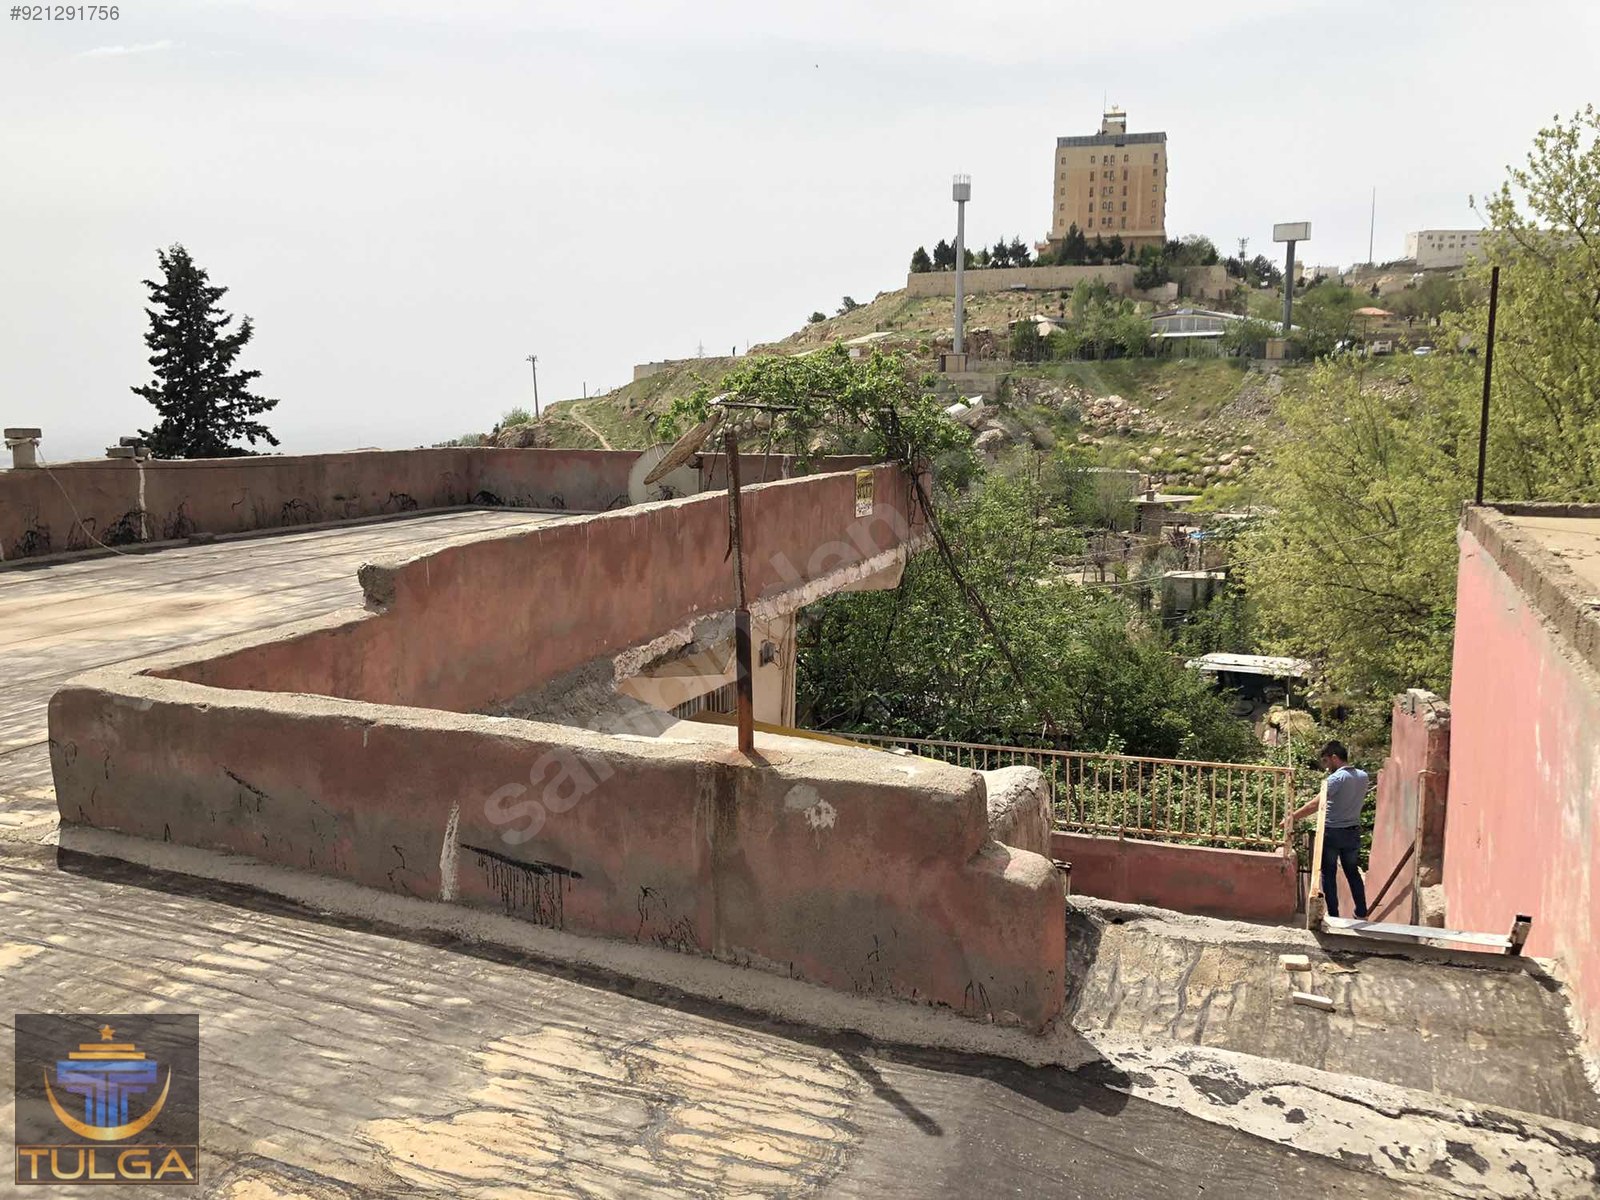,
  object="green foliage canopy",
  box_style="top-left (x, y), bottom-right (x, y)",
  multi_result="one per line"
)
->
top-left (1238, 107), bottom-right (1600, 715)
